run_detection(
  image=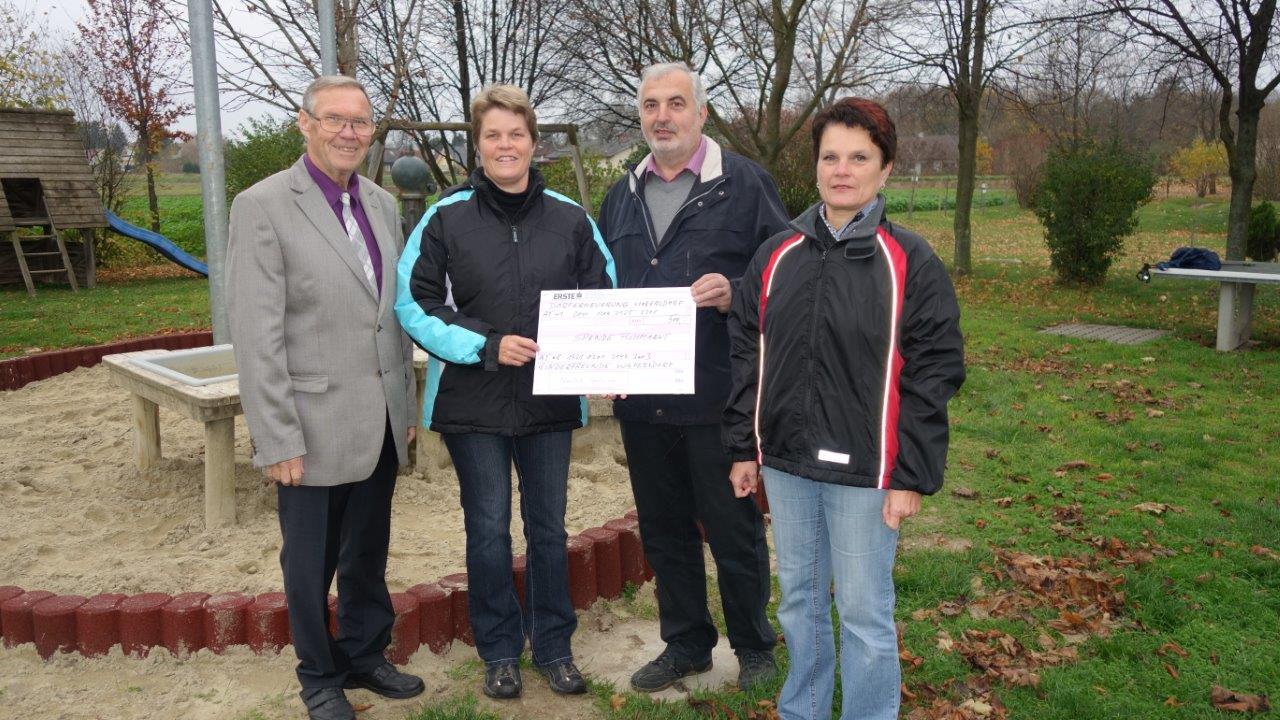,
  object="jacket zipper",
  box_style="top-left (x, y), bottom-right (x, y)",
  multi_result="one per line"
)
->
top-left (800, 246), bottom-right (830, 451)
top-left (628, 175), bottom-right (727, 263)
top-left (511, 222), bottom-right (521, 433)
top-left (628, 180), bottom-right (660, 255)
